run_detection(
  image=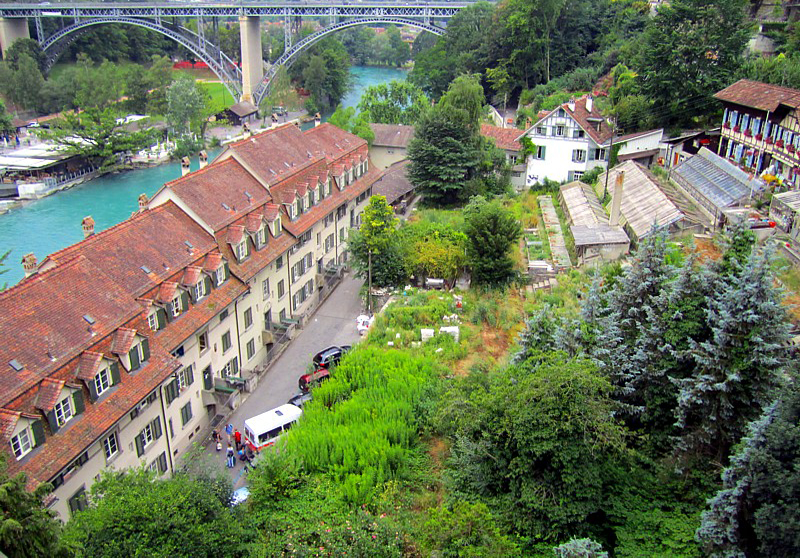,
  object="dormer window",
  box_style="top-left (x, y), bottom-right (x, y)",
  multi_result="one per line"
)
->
top-left (94, 367), bottom-right (112, 396)
top-left (293, 200), bottom-right (299, 218)
top-left (170, 294), bottom-right (182, 318)
top-left (54, 396), bottom-right (73, 427)
top-left (235, 240), bottom-right (248, 261)
top-left (309, 189), bottom-right (315, 206)
top-left (128, 338), bottom-right (150, 371)
top-left (256, 227), bottom-right (267, 248)
top-left (193, 280), bottom-right (207, 301)
top-left (216, 265), bottom-right (227, 285)
top-left (9, 422), bottom-right (42, 460)
top-left (147, 312), bottom-right (158, 331)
